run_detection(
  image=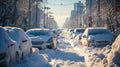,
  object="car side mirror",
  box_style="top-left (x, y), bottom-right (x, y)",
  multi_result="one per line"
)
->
top-left (83, 35), bottom-right (87, 38)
